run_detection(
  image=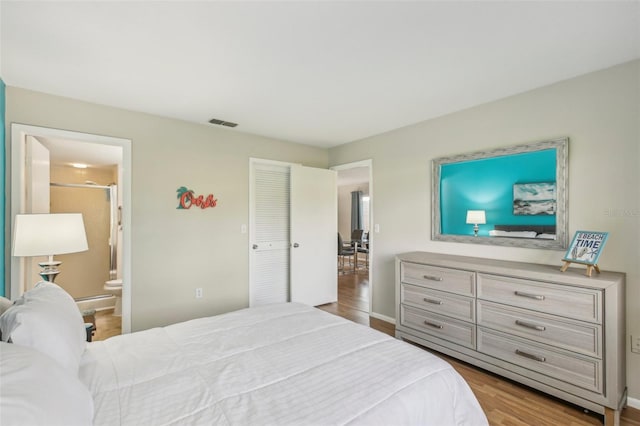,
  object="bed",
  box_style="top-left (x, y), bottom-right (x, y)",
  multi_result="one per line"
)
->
top-left (490, 224), bottom-right (556, 239)
top-left (1, 282), bottom-right (487, 426)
